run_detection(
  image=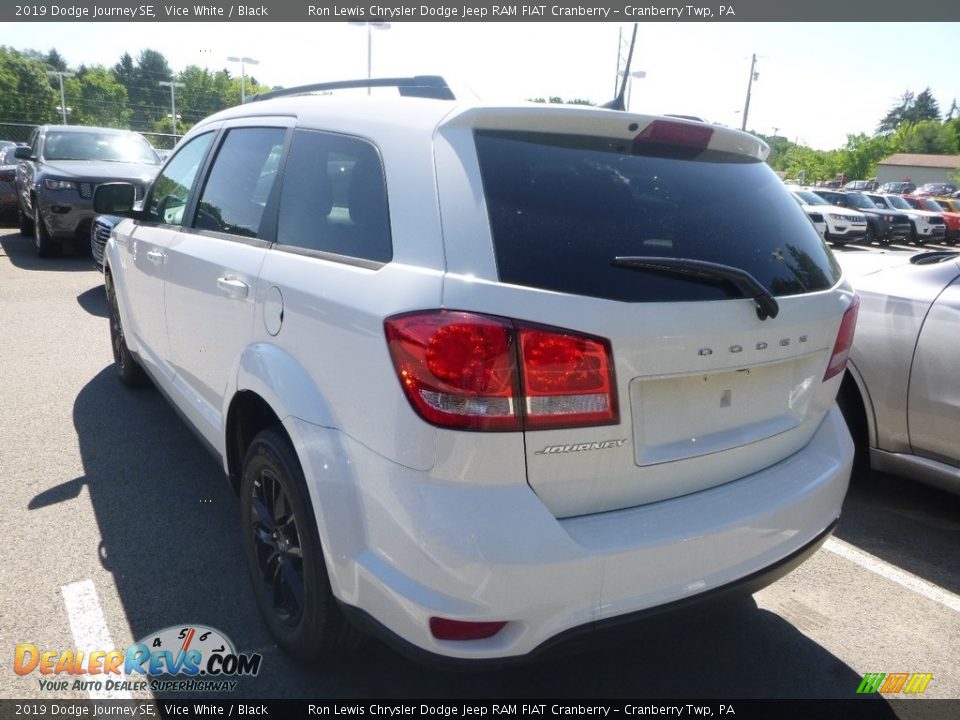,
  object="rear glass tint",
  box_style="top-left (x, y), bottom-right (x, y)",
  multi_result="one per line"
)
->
top-left (475, 130), bottom-right (841, 302)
